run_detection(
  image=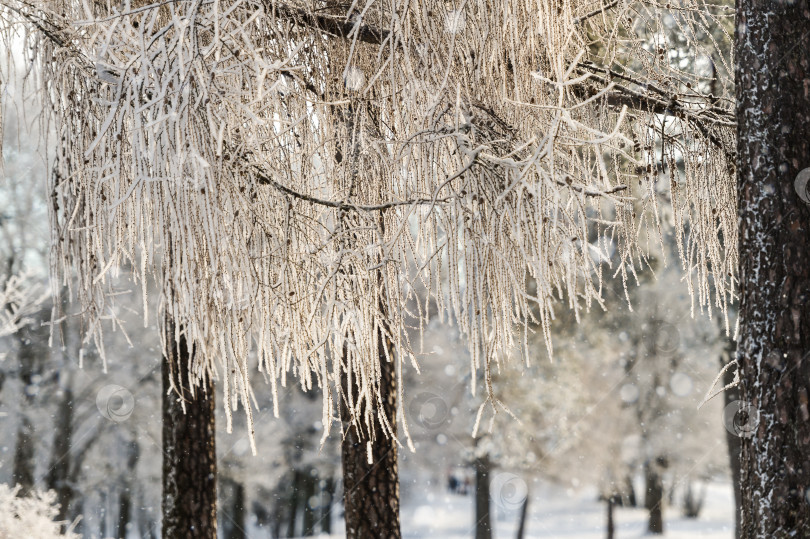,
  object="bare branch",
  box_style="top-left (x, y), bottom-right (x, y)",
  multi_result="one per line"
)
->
top-left (267, 1), bottom-right (389, 45)
top-left (572, 0), bottom-right (620, 25)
